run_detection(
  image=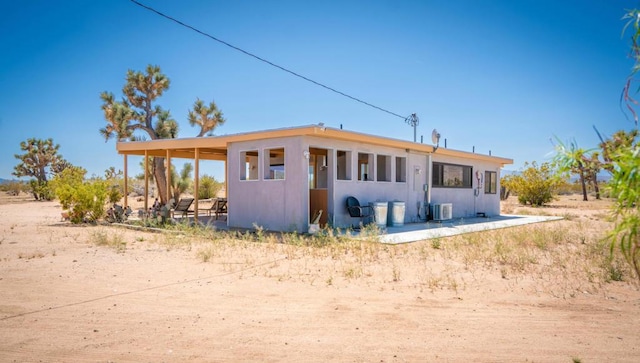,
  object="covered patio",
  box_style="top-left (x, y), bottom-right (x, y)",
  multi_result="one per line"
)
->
top-left (117, 134), bottom-right (230, 221)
